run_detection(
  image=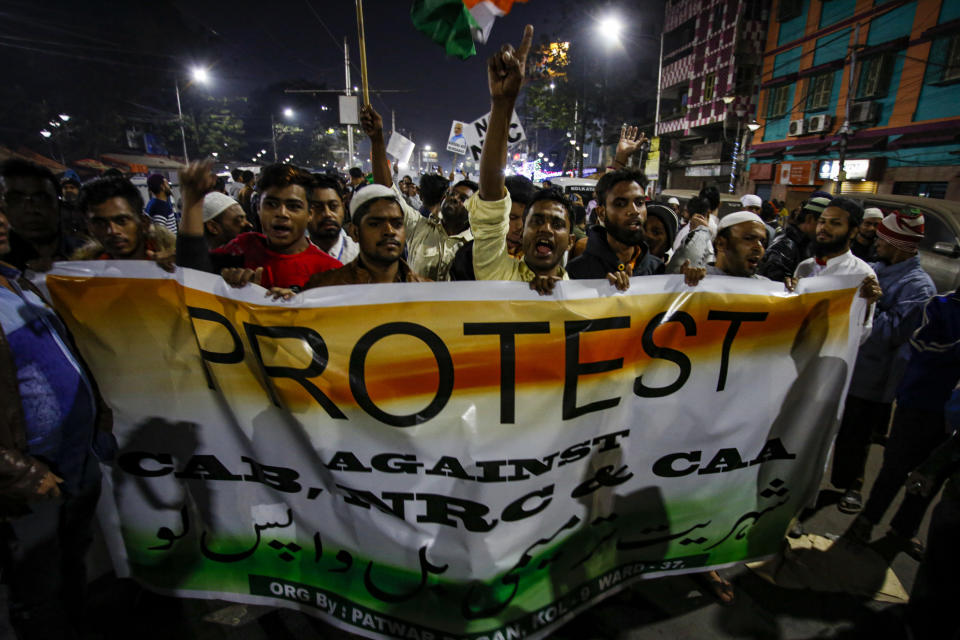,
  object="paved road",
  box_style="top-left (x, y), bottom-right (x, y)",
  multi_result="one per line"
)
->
top-left (82, 440), bottom-right (930, 639)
